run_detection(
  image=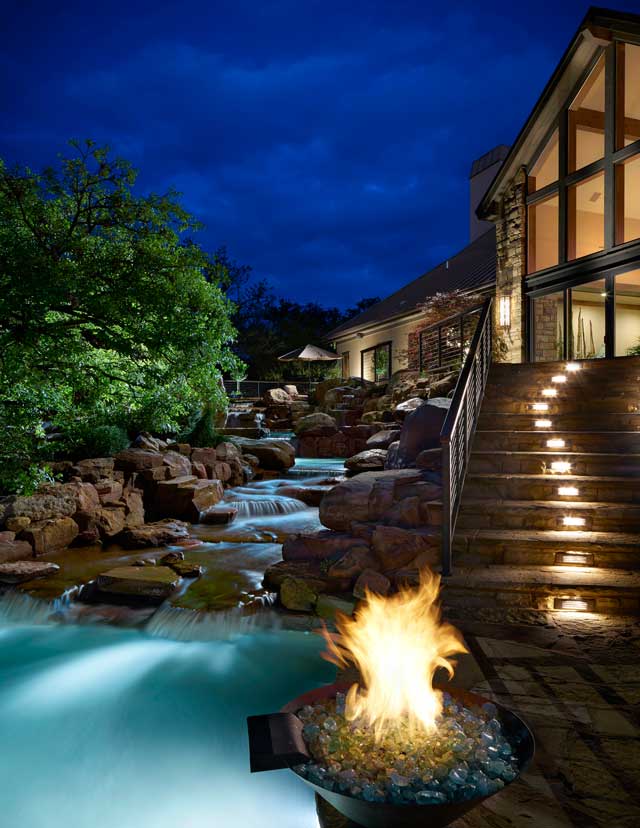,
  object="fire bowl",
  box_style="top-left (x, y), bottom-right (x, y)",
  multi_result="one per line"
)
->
top-left (280, 682), bottom-right (534, 828)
